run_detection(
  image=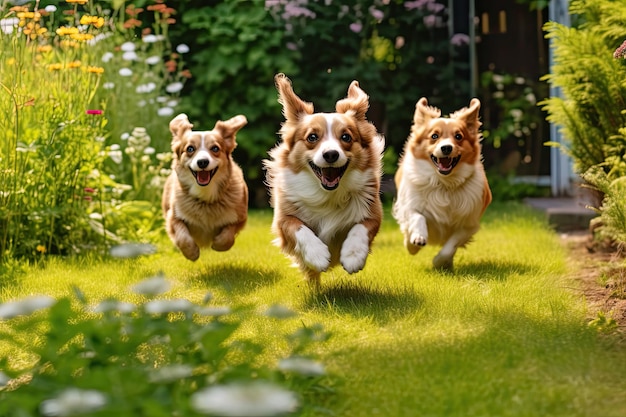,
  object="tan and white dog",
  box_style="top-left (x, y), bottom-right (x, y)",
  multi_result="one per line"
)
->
top-left (264, 73), bottom-right (384, 286)
top-left (393, 98), bottom-right (492, 270)
top-left (162, 113), bottom-right (248, 261)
